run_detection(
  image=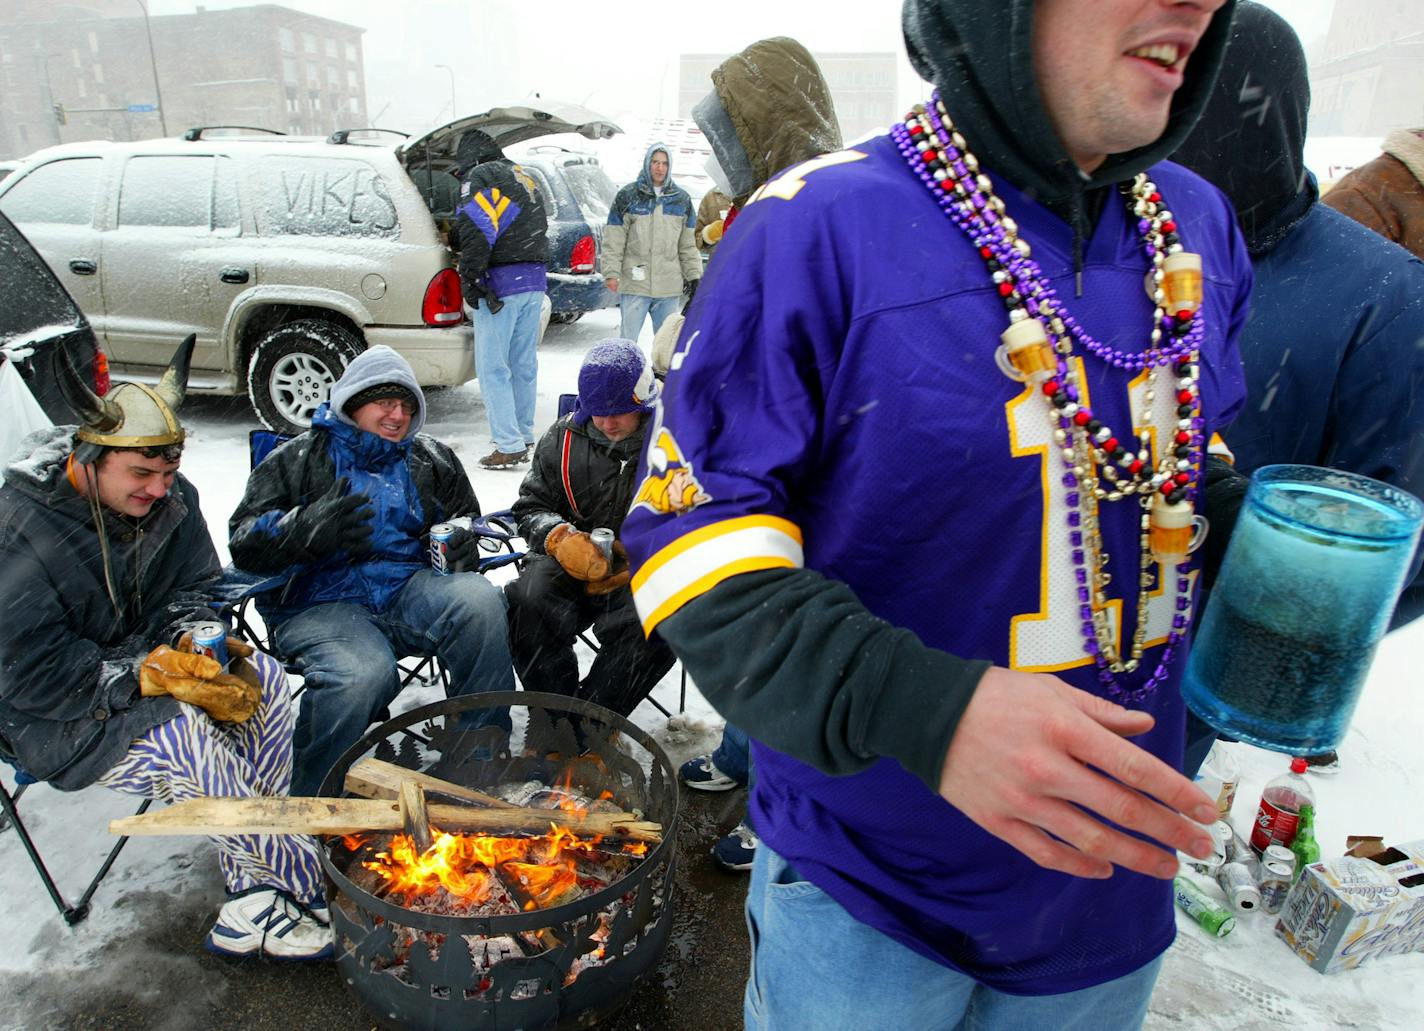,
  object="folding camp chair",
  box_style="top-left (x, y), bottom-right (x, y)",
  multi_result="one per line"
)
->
top-left (1, 740), bottom-right (150, 926)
